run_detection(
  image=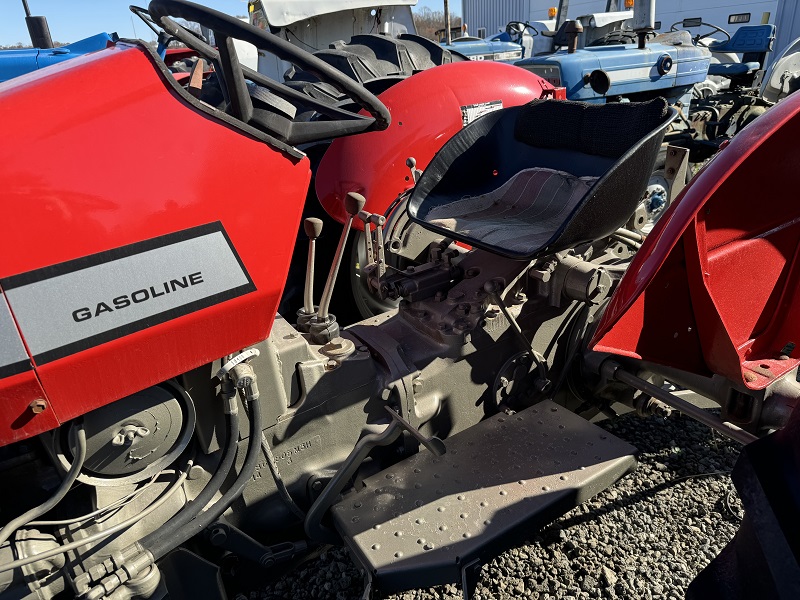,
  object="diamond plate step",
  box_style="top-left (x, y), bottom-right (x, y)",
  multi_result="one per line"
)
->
top-left (332, 400), bottom-right (637, 595)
